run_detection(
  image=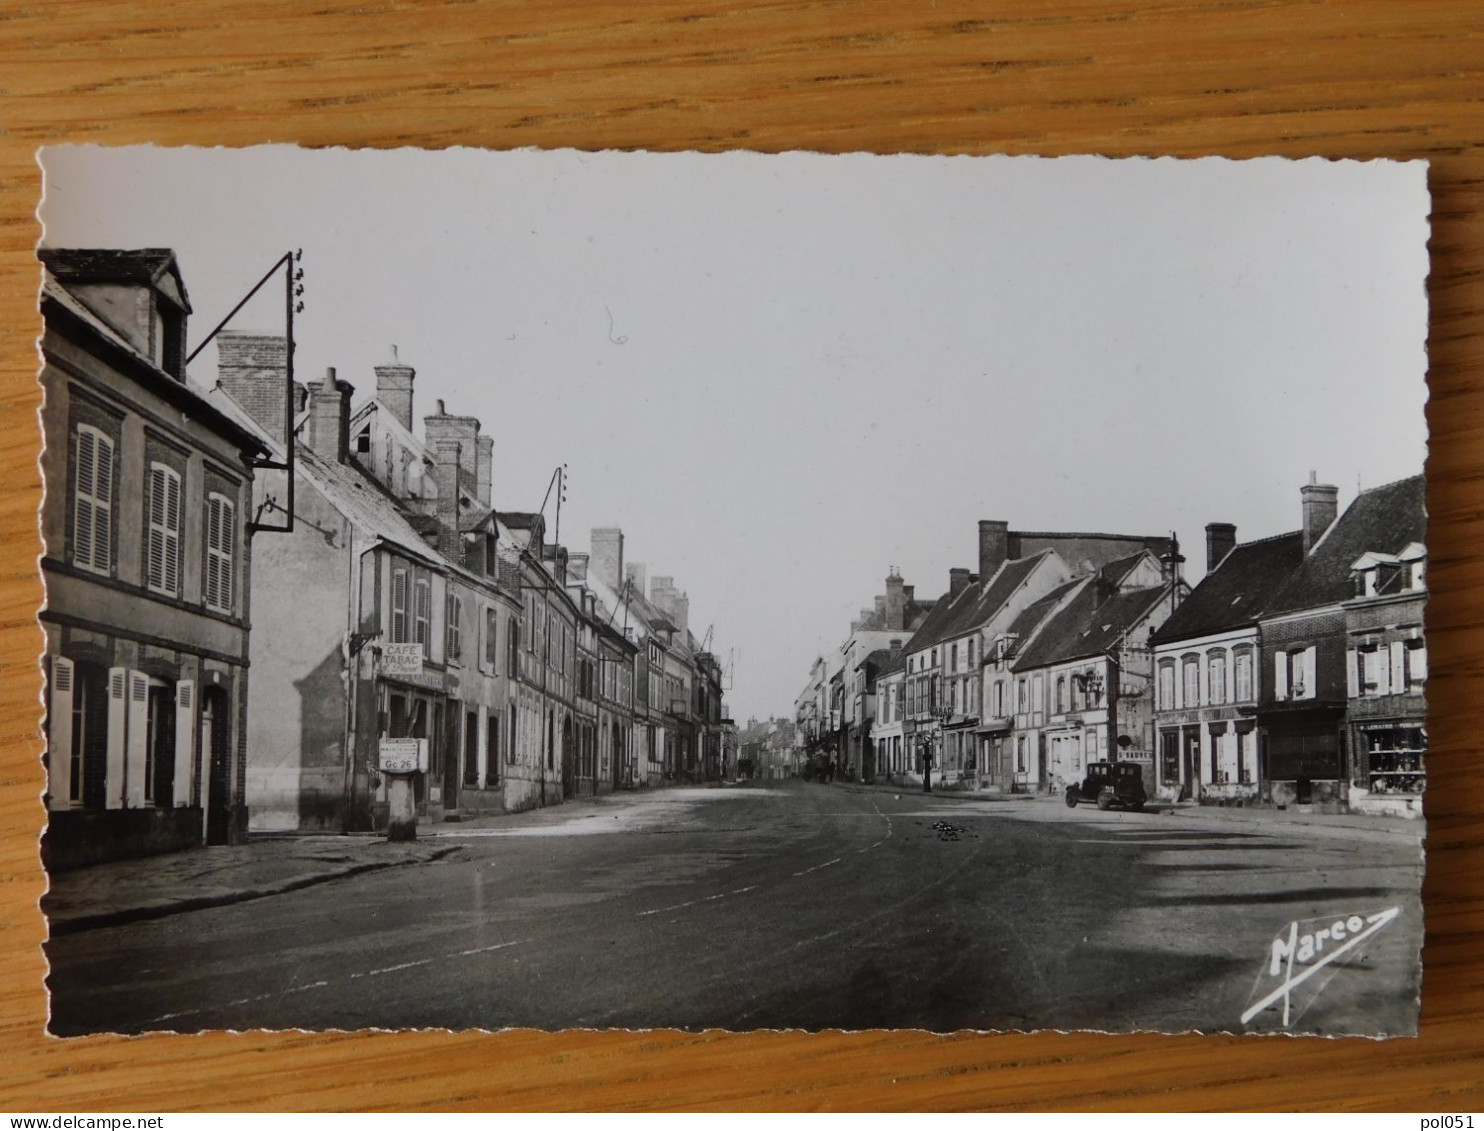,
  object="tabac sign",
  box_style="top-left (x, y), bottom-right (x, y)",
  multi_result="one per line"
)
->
top-left (378, 737), bottom-right (428, 774)
top-left (380, 642), bottom-right (425, 677)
